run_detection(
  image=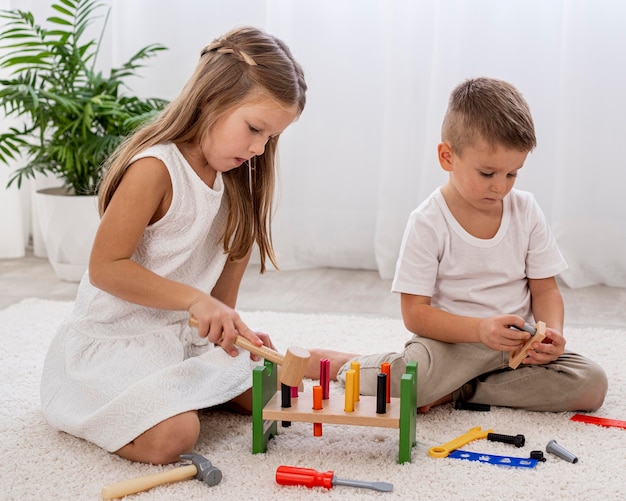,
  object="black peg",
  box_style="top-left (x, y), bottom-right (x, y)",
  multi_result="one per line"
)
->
top-left (487, 432), bottom-right (525, 448)
top-left (281, 383), bottom-right (291, 427)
